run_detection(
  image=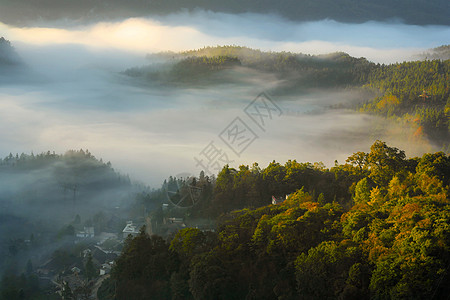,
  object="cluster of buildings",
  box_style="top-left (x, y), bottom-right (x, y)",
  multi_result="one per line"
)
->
top-left (35, 210), bottom-right (216, 298)
top-left (34, 219), bottom-right (144, 298)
